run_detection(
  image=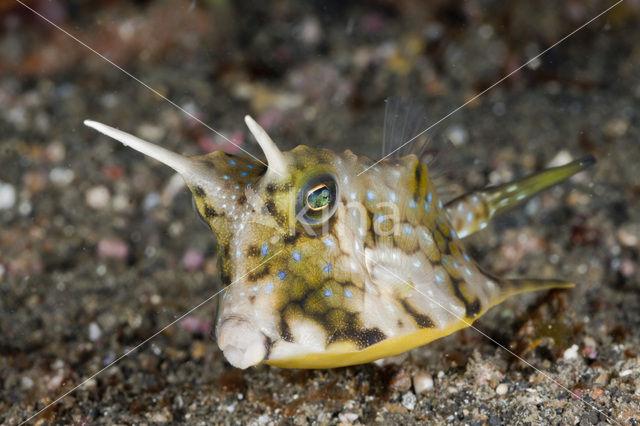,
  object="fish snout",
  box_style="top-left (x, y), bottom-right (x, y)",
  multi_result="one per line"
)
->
top-left (217, 316), bottom-right (269, 369)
